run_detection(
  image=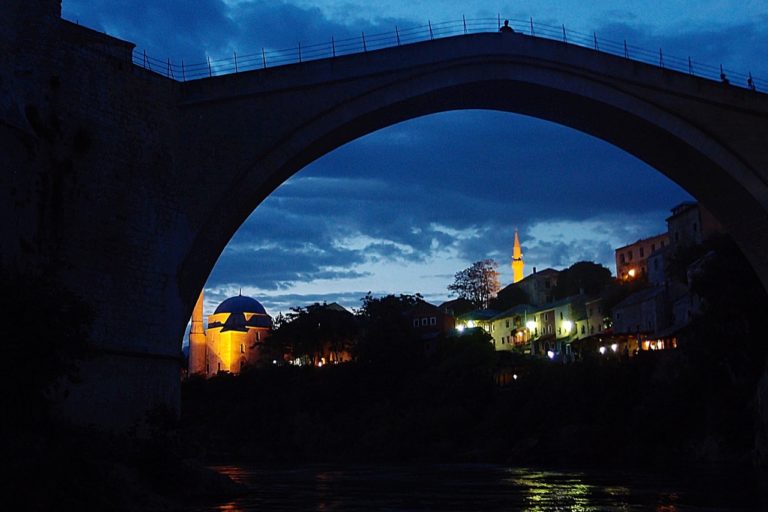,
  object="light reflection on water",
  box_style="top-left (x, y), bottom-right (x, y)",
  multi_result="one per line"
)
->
top-left (204, 464), bottom-right (759, 511)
